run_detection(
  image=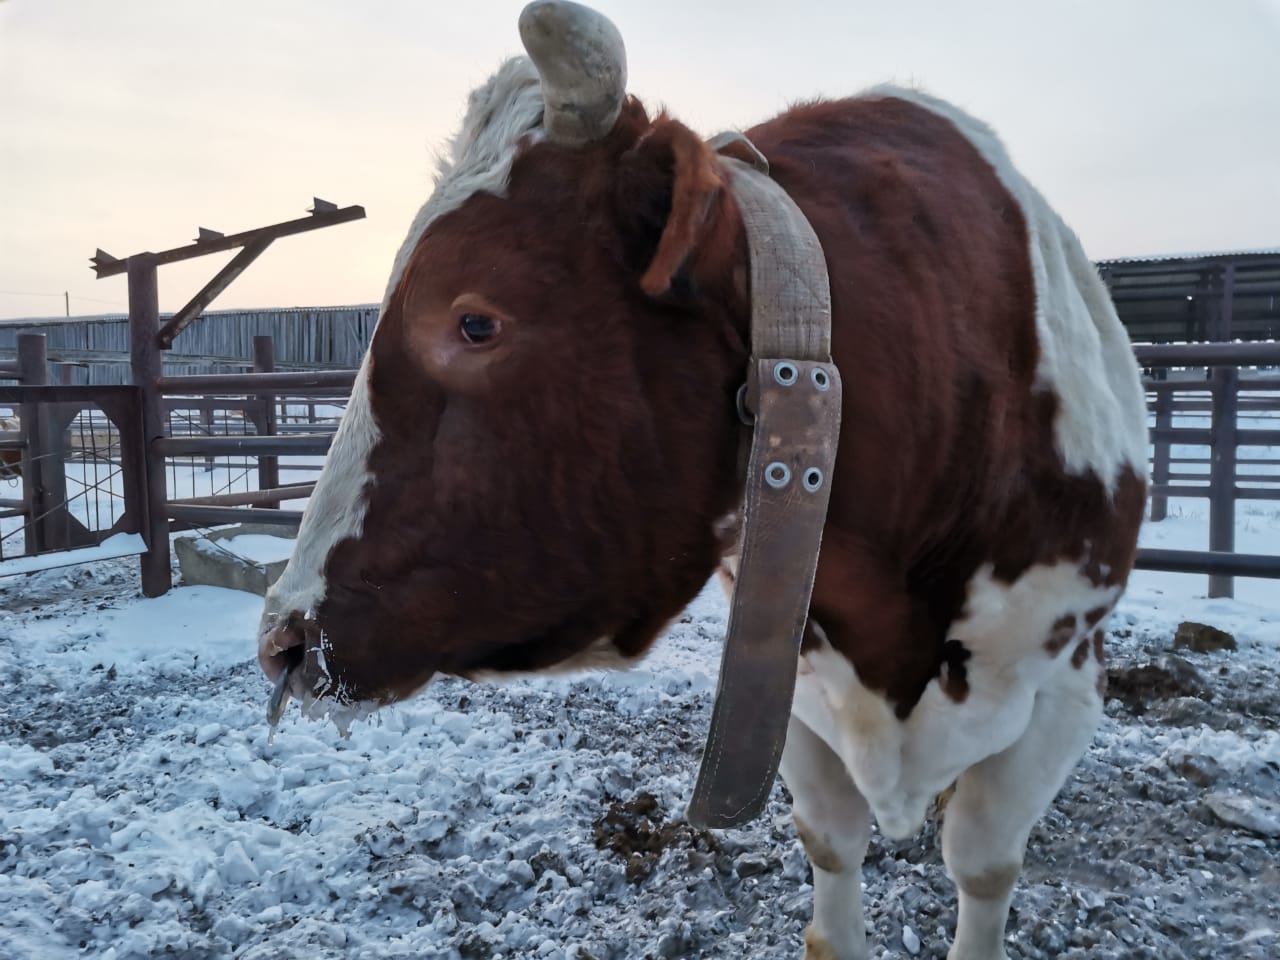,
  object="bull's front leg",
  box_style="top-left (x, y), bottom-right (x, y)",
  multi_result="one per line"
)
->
top-left (779, 710), bottom-right (872, 960)
top-left (940, 668), bottom-right (1104, 960)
